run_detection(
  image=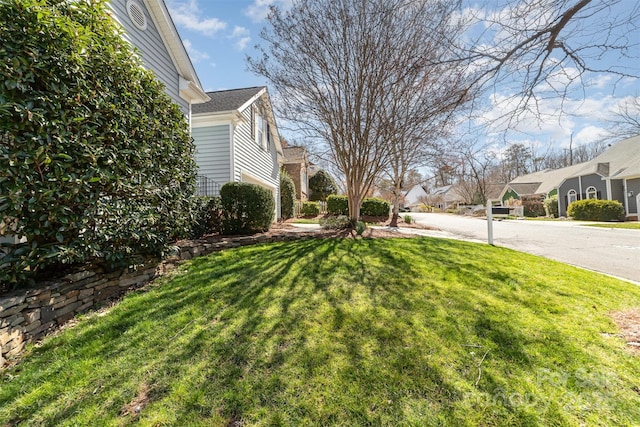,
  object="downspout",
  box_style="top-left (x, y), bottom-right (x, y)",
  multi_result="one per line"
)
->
top-left (623, 179), bottom-right (629, 216)
top-left (230, 123), bottom-right (235, 182)
top-left (605, 177), bottom-right (612, 200)
top-left (578, 176), bottom-right (583, 199)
